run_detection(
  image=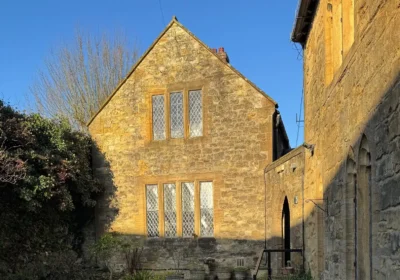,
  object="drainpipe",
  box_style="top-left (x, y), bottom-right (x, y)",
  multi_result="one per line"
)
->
top-left (264, 166), bottom-right (268, 249)
top-left (301, 149), bottom-right (305, 271)
top-left (301, 142), bottom-right (315, 271)
top-left (265, 109), bottom-right (279, 248)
